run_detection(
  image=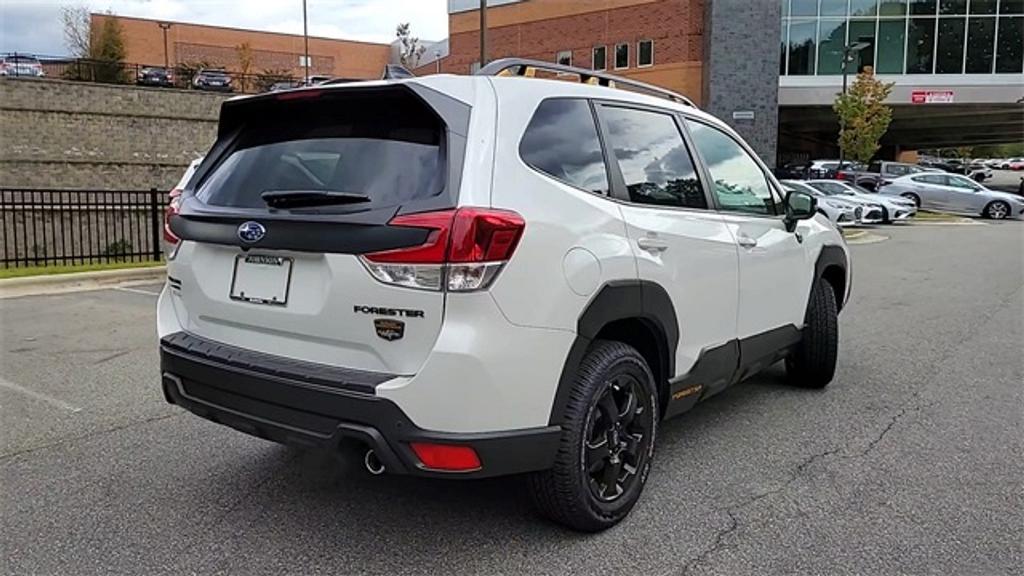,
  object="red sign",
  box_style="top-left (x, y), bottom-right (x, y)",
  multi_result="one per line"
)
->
top-left (911, 90), bottom-right (955, 104)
